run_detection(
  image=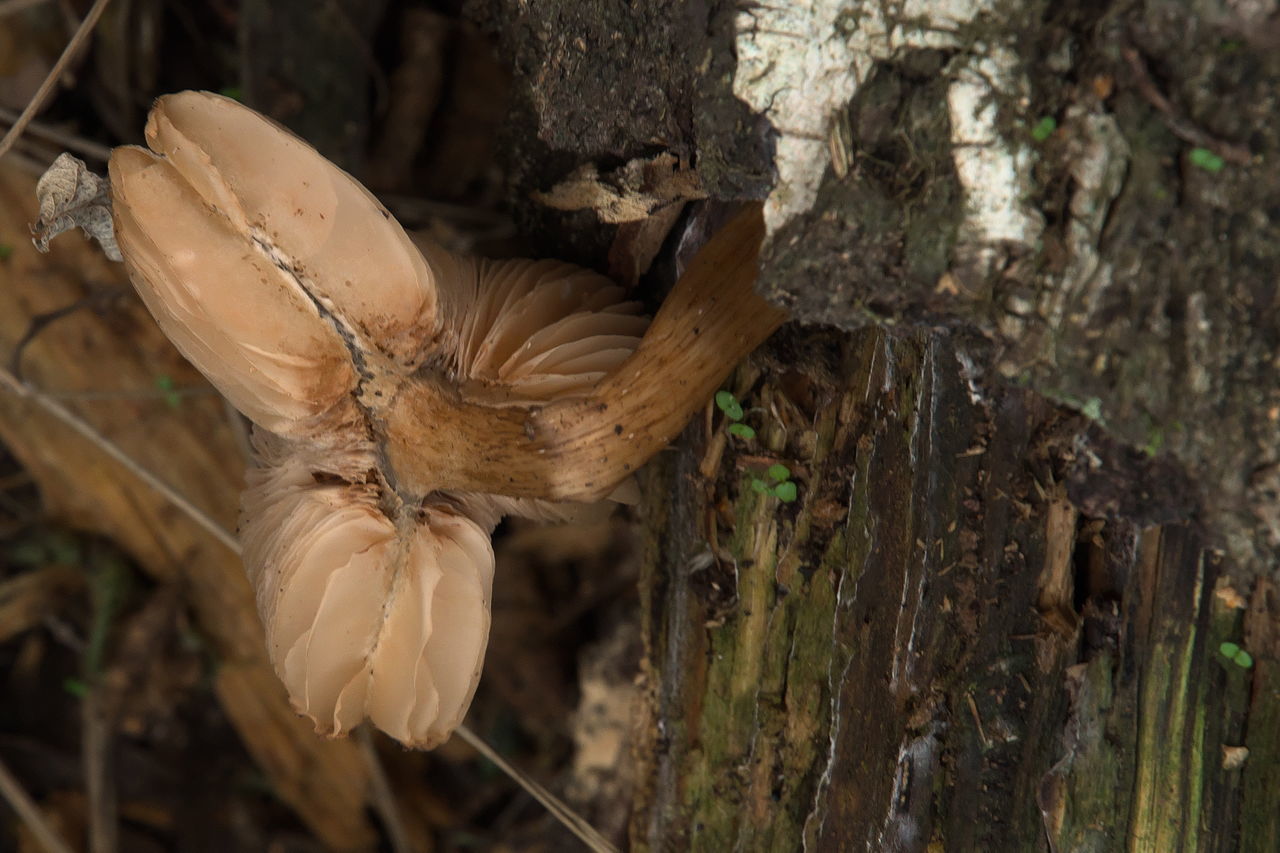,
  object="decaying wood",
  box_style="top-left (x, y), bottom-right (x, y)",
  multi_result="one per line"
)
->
top-left (634, 329), bottom-right (1274, 850)
top-left (0, 167), bottom-right (376, 851)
